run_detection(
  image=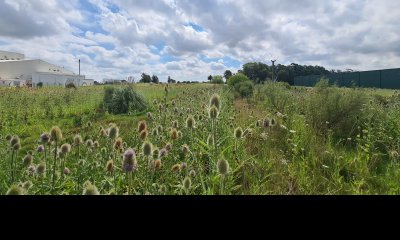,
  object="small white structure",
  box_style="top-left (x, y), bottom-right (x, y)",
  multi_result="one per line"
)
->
top-left (0, 50), bottom-right (93, 87)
